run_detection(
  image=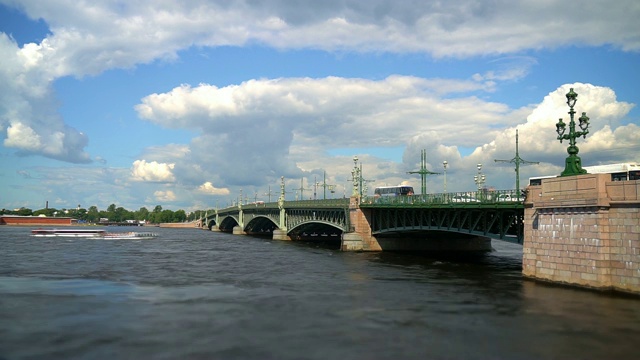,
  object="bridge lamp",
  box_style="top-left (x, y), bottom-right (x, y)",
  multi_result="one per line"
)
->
top-left (443, 160), bottom-right (448, 193)
top-left (476, 163), bottom-right (482, 189)
top-left (555, 88), bottom-right (590, 176)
